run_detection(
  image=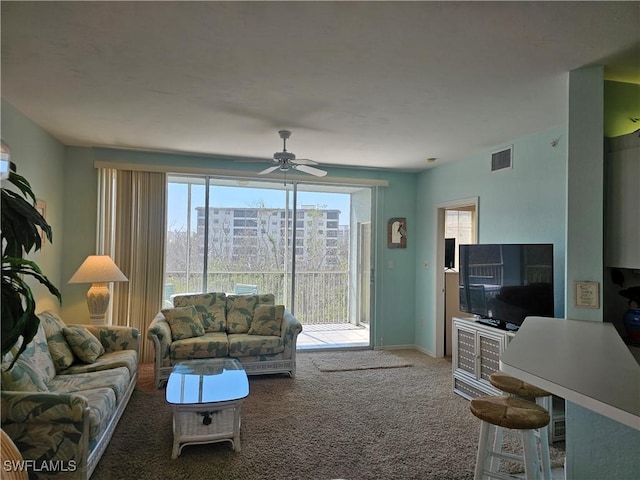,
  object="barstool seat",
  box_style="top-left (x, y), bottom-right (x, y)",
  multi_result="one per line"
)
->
top-left (470, 395), bottom-right (550, 430)
top-left (489, 372), bottom-right (550, 399)
top-left (470, 396), bottom-right (551, 480)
